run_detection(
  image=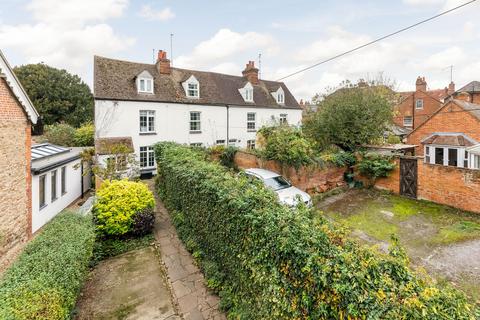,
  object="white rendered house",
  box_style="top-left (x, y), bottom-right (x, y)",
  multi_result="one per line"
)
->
top-left (31, 144), bottom-right (91, 233)
top-left (94, 51), bottom-right (303, 173)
